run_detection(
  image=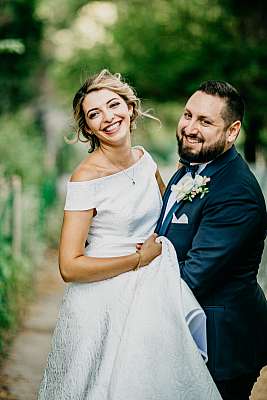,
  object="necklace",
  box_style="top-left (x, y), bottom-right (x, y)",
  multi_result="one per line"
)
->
top-left (101, 150), bottom-right (136, 185)
top-left (122, 168), bottom-right (136, 185)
